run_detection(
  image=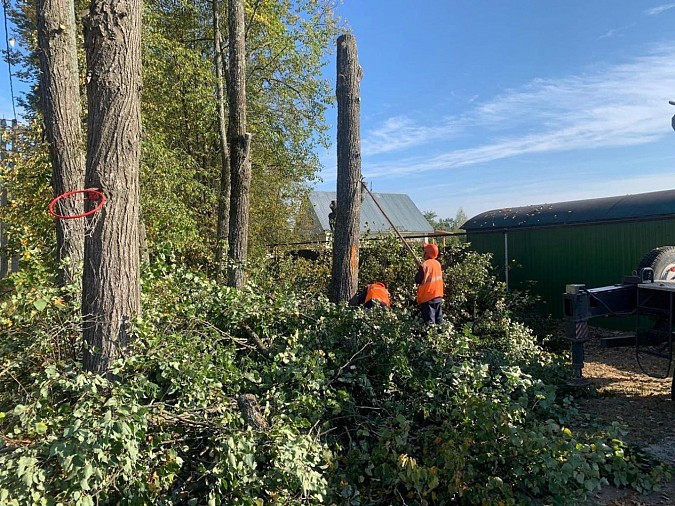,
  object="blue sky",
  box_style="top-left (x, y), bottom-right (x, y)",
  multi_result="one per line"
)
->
top-left (315, 1), bottom-right (675, 220)
top-left (4, 2), bottom-right (675, 221)
top-left (0, 3), bottom-right (21, 123)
